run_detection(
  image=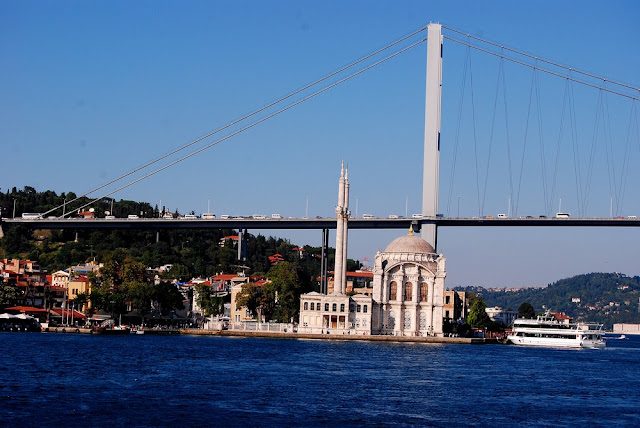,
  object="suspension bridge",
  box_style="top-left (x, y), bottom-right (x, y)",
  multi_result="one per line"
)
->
top-left (2, 23), bottom-right (639, 250)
